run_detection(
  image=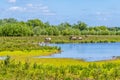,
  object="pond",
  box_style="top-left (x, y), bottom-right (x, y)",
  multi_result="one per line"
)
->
top-left (39, 43), bottom-right (120, 61)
